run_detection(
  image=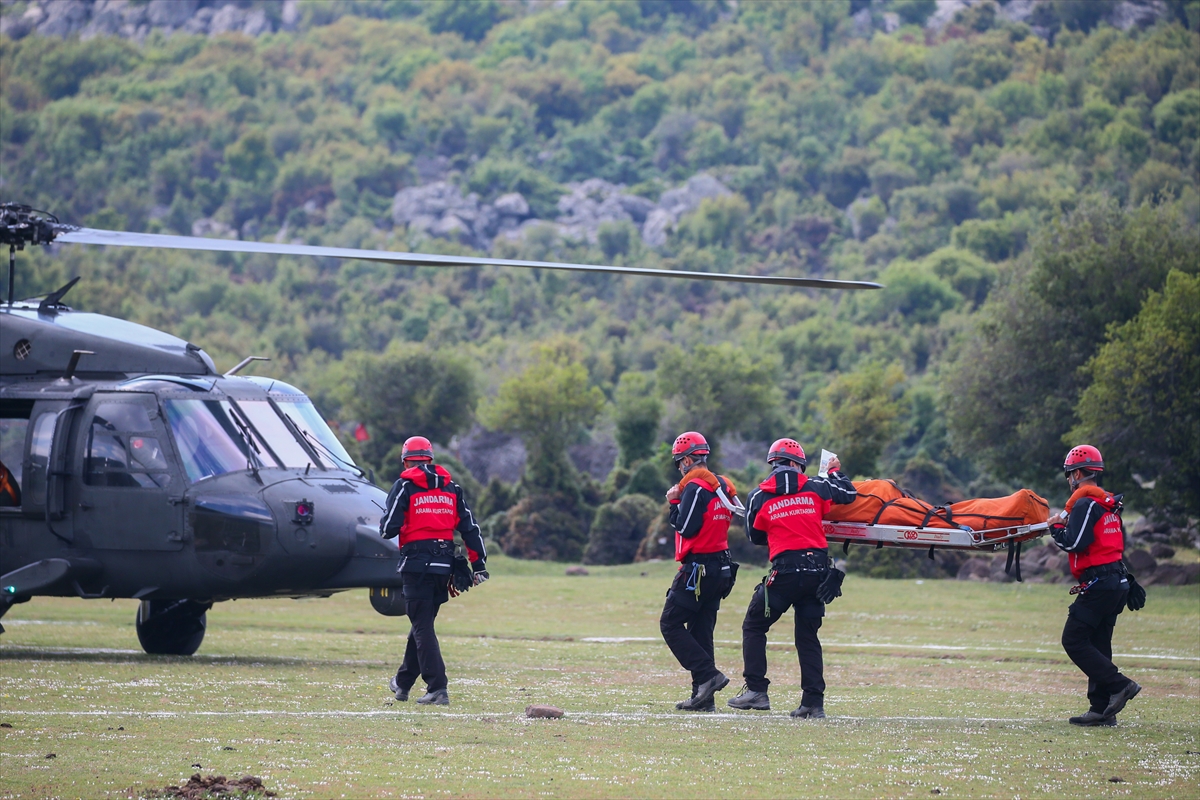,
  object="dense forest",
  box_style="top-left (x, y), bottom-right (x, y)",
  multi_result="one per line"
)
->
top-left (2, 0), bottom-right (1197, 565)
